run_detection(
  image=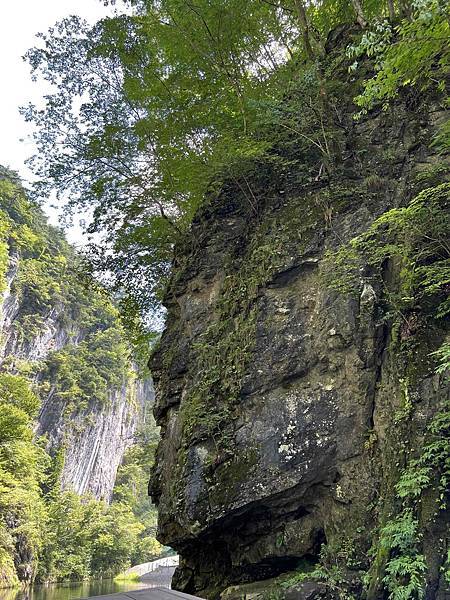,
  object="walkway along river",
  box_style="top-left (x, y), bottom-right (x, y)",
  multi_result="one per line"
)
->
top-left (0, 557), bottom-right (179, 600)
